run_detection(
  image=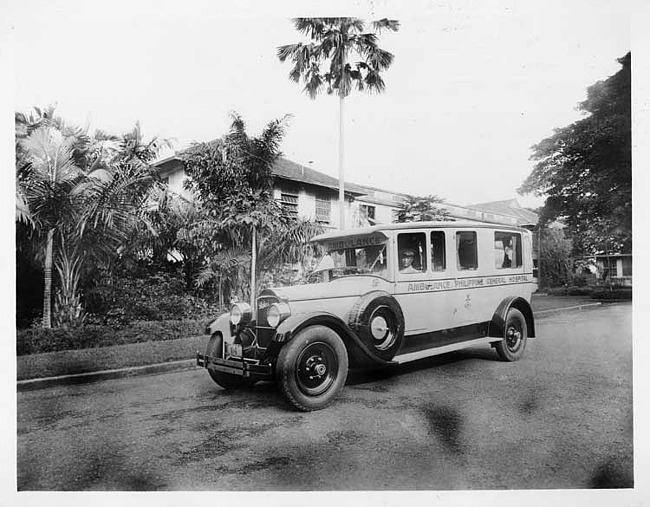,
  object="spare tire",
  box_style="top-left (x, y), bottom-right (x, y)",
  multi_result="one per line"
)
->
top-left (348, 291), bottom-right (405, 361)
